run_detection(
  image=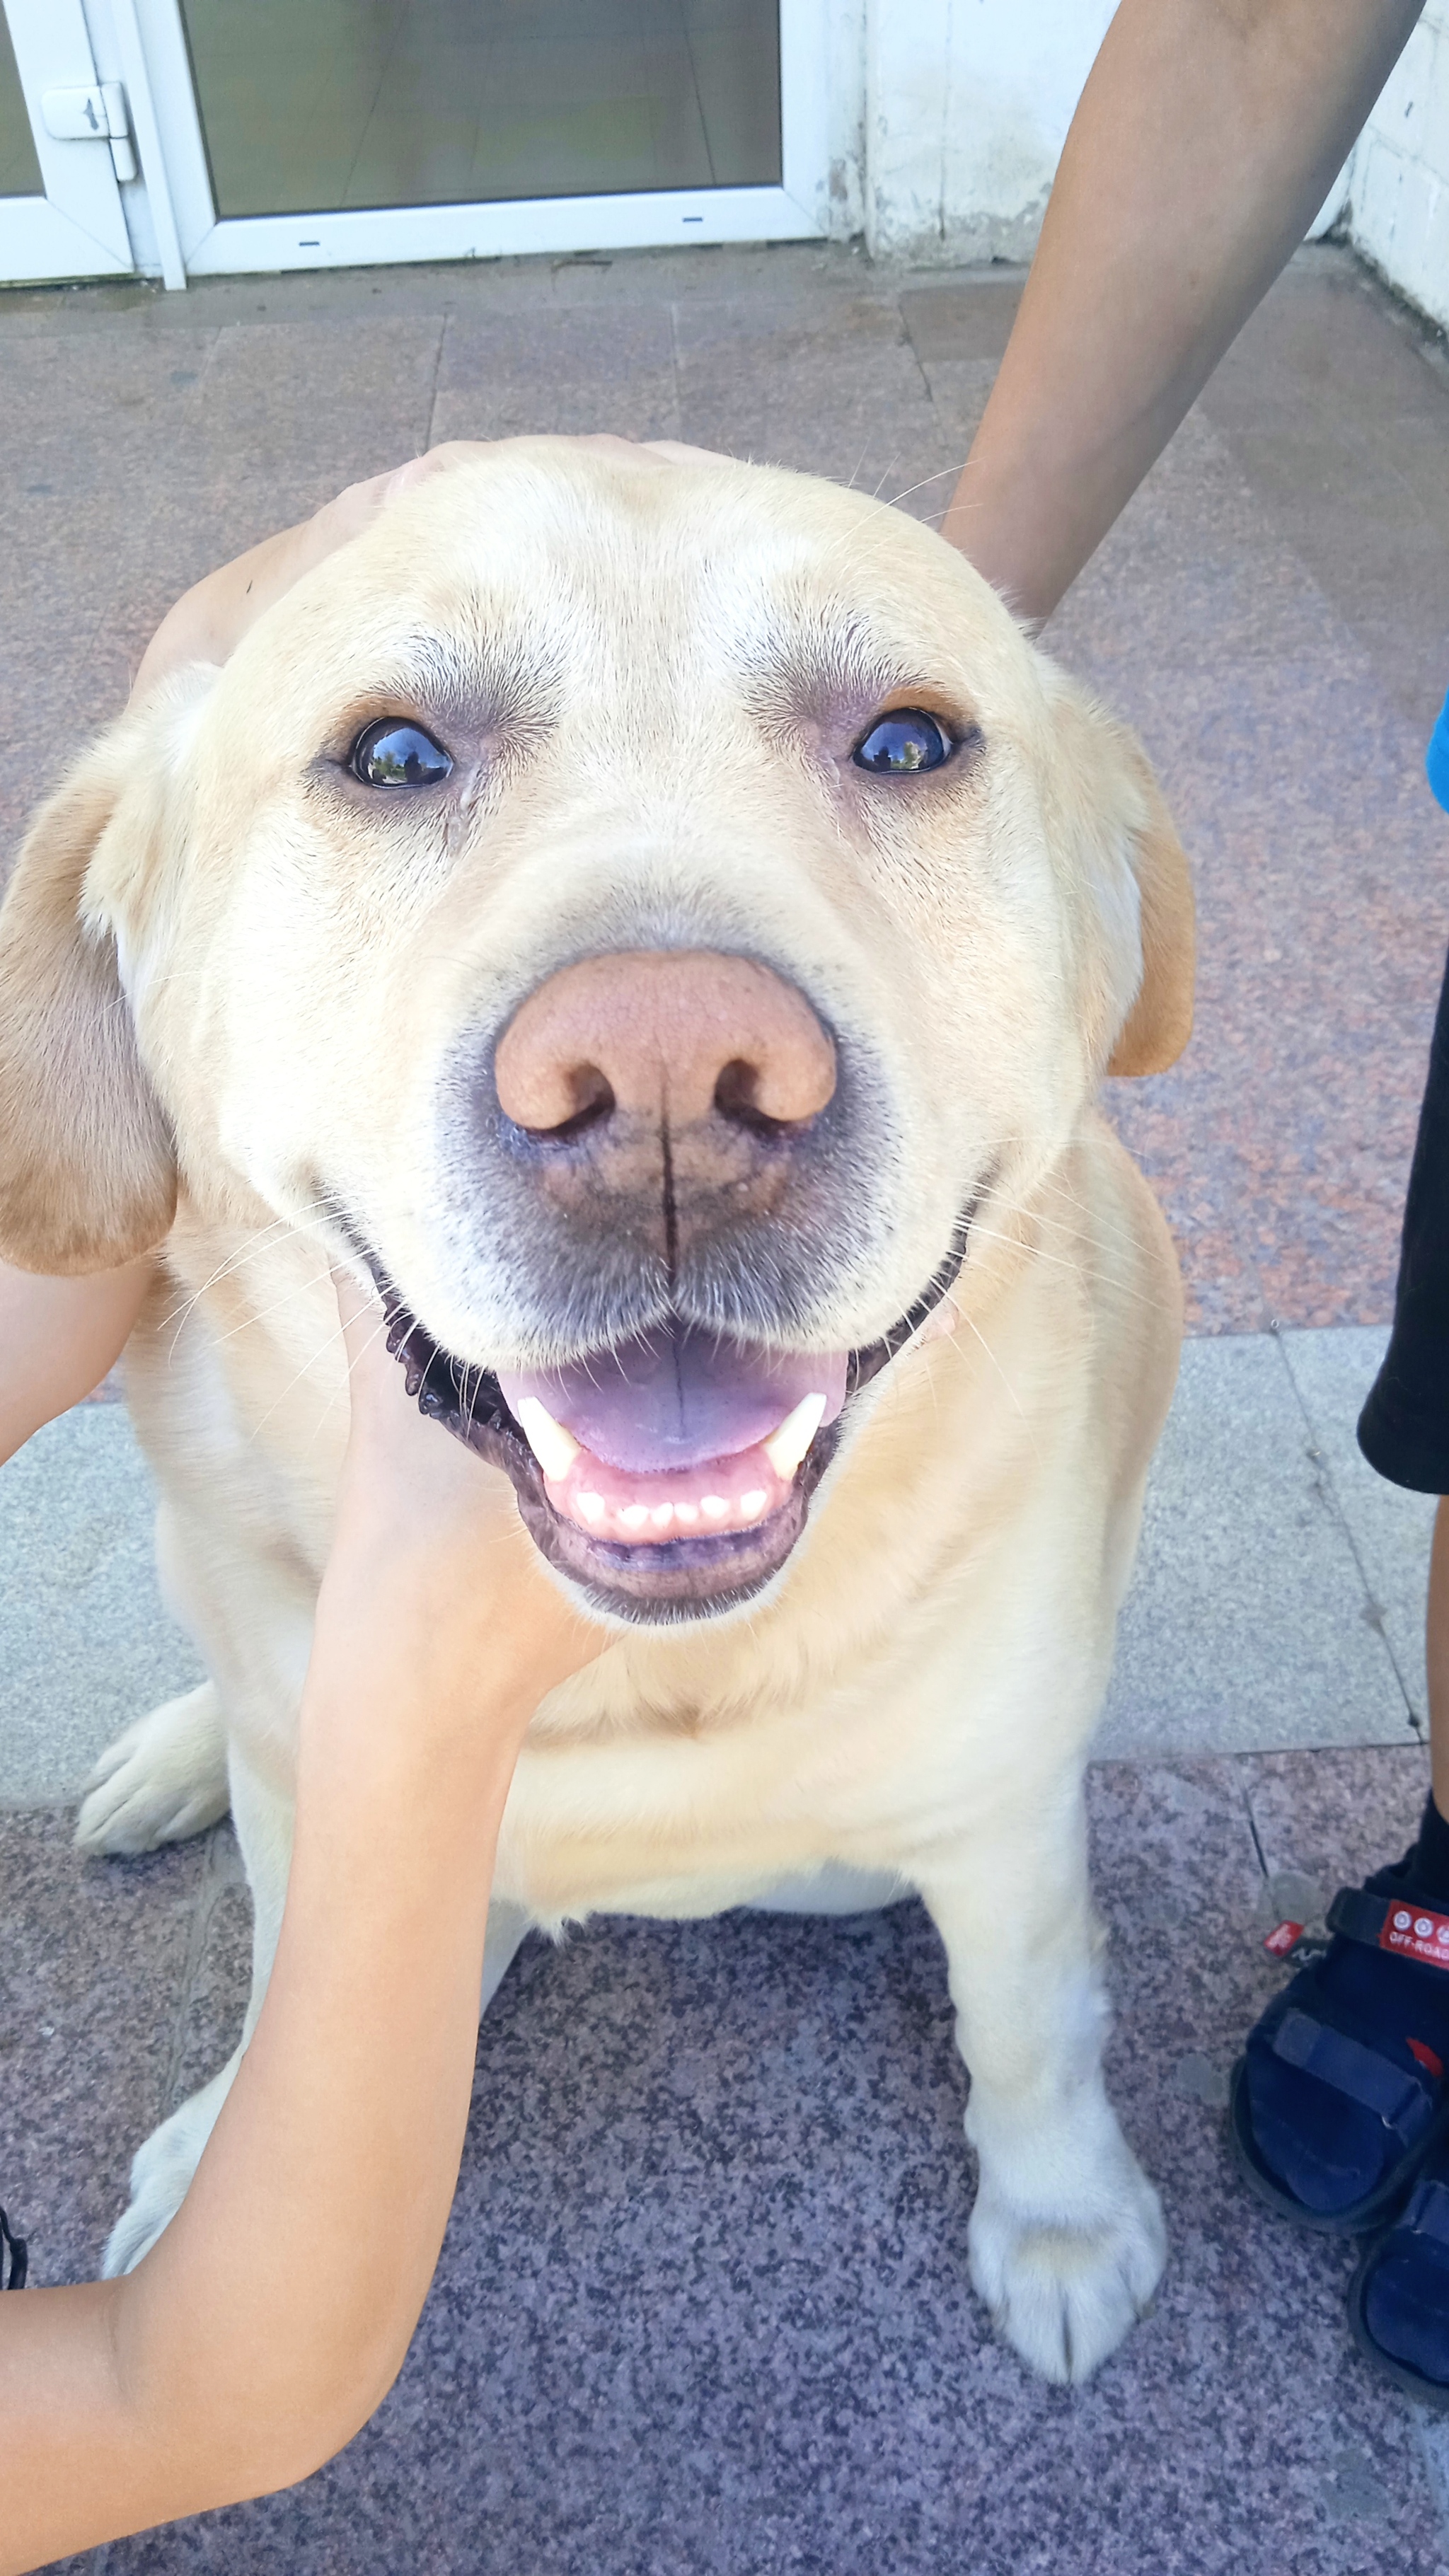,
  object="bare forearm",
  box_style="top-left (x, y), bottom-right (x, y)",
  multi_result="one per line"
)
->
top-left (0, 1257), bottom-right (151, 1464)
top-left (0, 1603), bottom-right (534, 2570)
top-left (124, 1697), bottom-right (516, 2492)
top-left (0, 1281), bottom-right (599, 2575)
top-left (949, 0), bottom-right (1421, 623)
